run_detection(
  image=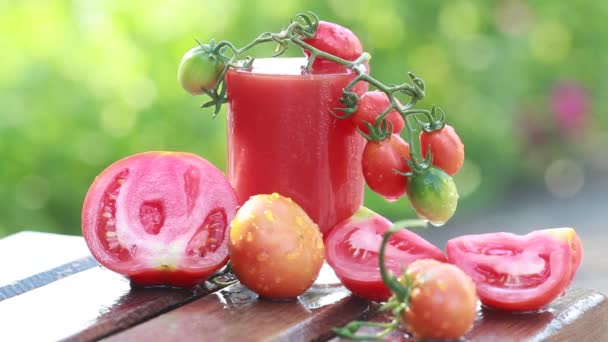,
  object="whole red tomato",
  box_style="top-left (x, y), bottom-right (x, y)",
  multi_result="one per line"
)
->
top-left (420, 124), bottom-right (465, 175)
top-left (402, 259), bottom-right (478, 340)
top-left (362, 134), bottom-right (410, 200)
top-left (353, 91), bottom-right (405, 135)
top-left (229, 193), bottom-right (325, 299)
top-left (303, 20), bottom-right (363, 70)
